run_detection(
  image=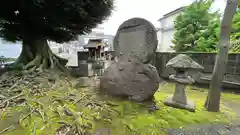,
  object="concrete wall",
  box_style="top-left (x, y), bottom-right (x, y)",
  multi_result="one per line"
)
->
top-left (155, 52), bottom-right (240, 88)
top-left (77, 51), bottom-right (240, 88)
top-left (155, 52), bottom-right (240, 77)
top-left (78, 51), bottom-right (240, 76)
